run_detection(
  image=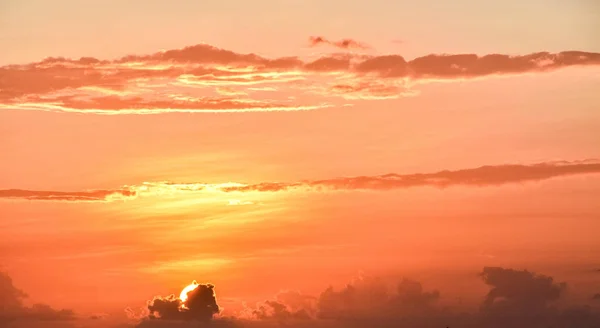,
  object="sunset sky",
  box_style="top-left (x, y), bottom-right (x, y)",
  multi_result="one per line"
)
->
top-left (1, 1), bottom-right (600, 327)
